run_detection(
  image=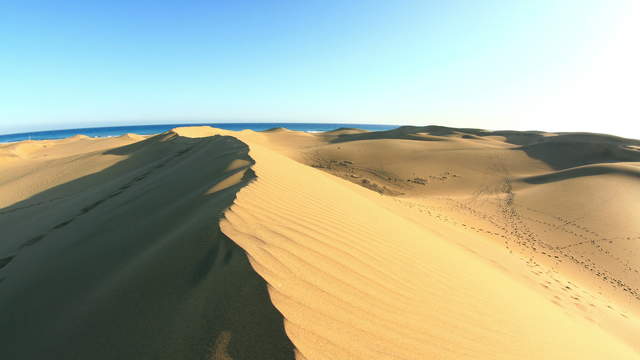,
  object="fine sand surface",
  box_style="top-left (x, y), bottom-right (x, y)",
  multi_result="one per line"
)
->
top-left (1, 125), bottom-right (639, 359)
